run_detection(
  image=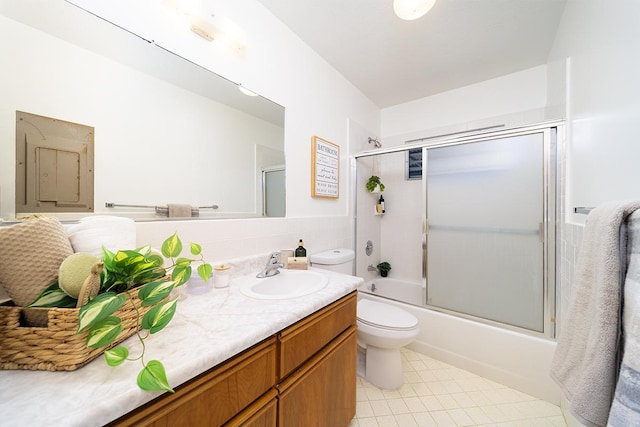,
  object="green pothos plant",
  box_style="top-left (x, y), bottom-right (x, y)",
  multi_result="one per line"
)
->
top-left (29, 232), bottom-right (212, 393)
